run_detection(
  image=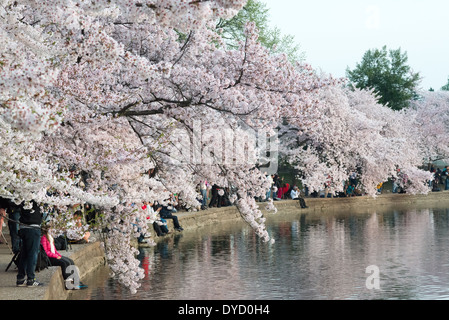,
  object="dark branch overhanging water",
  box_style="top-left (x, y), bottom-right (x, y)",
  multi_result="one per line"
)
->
top-left (69, 204), bottom-right (449, 300)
